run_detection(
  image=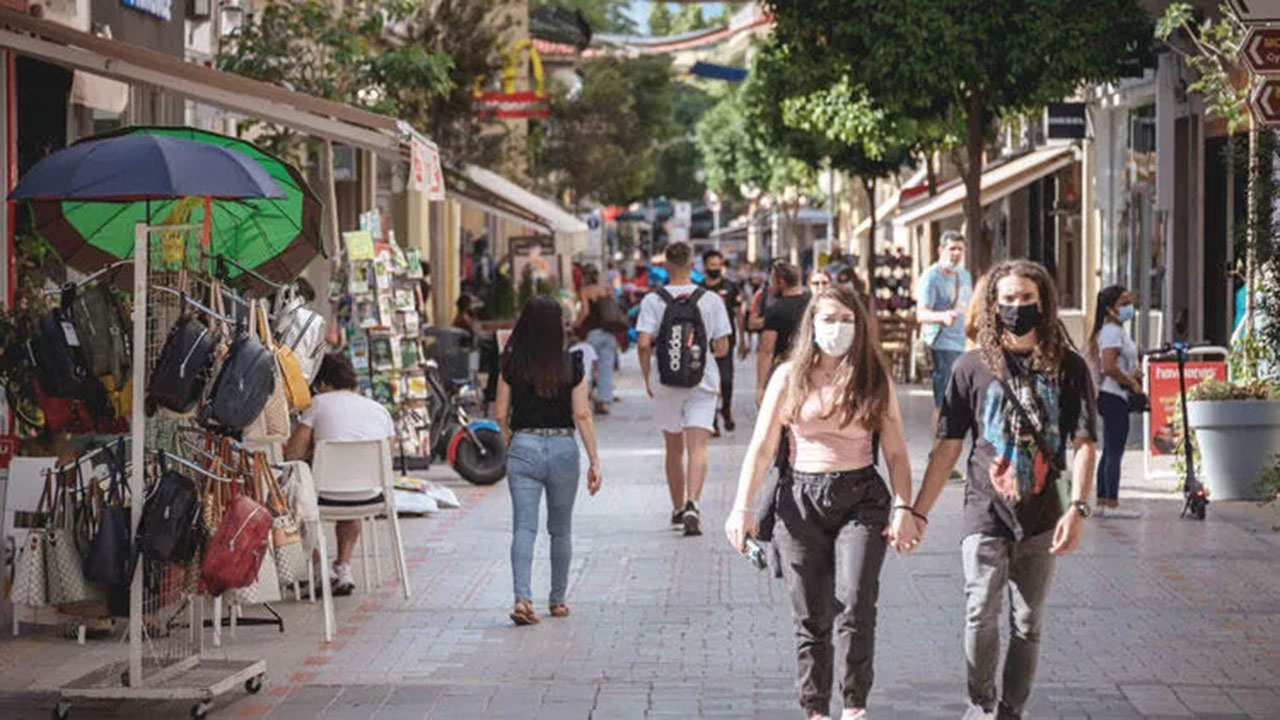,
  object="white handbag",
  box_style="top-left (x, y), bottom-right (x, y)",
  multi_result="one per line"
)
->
top-left (277, 461), bottom-right (320, 556)
top-left (274, 287), bottom-right (327, 384)
top-left (12, 530), bottom-right (47, 607)
top-left (227, 536), bottom-right (282, 606)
